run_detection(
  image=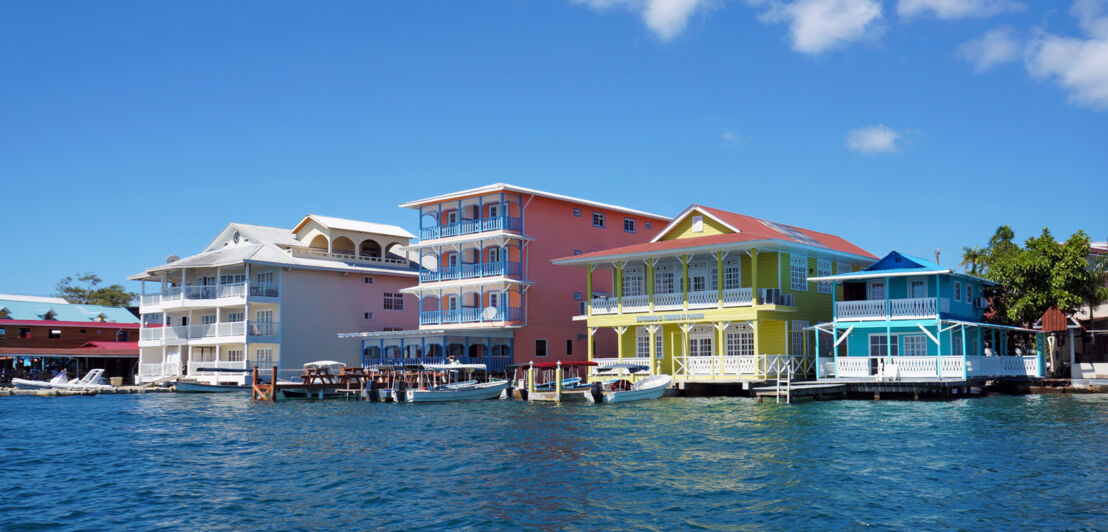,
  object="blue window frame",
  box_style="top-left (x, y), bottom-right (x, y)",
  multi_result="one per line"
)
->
top-left (593, 212), bottom-right (605, 228)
